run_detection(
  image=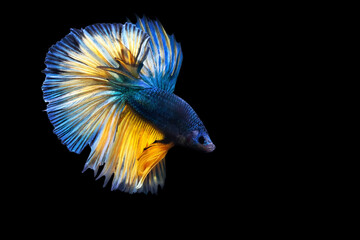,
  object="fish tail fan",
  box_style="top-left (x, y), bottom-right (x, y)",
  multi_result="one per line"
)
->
top-left (43, 21), bottom-right (173, 193)
top-left (42, 23), bottom-right (150, 154)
